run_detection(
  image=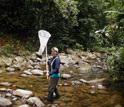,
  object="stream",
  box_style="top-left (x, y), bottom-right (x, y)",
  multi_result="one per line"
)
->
top-left (0, 52), bottom-right (124, 107)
